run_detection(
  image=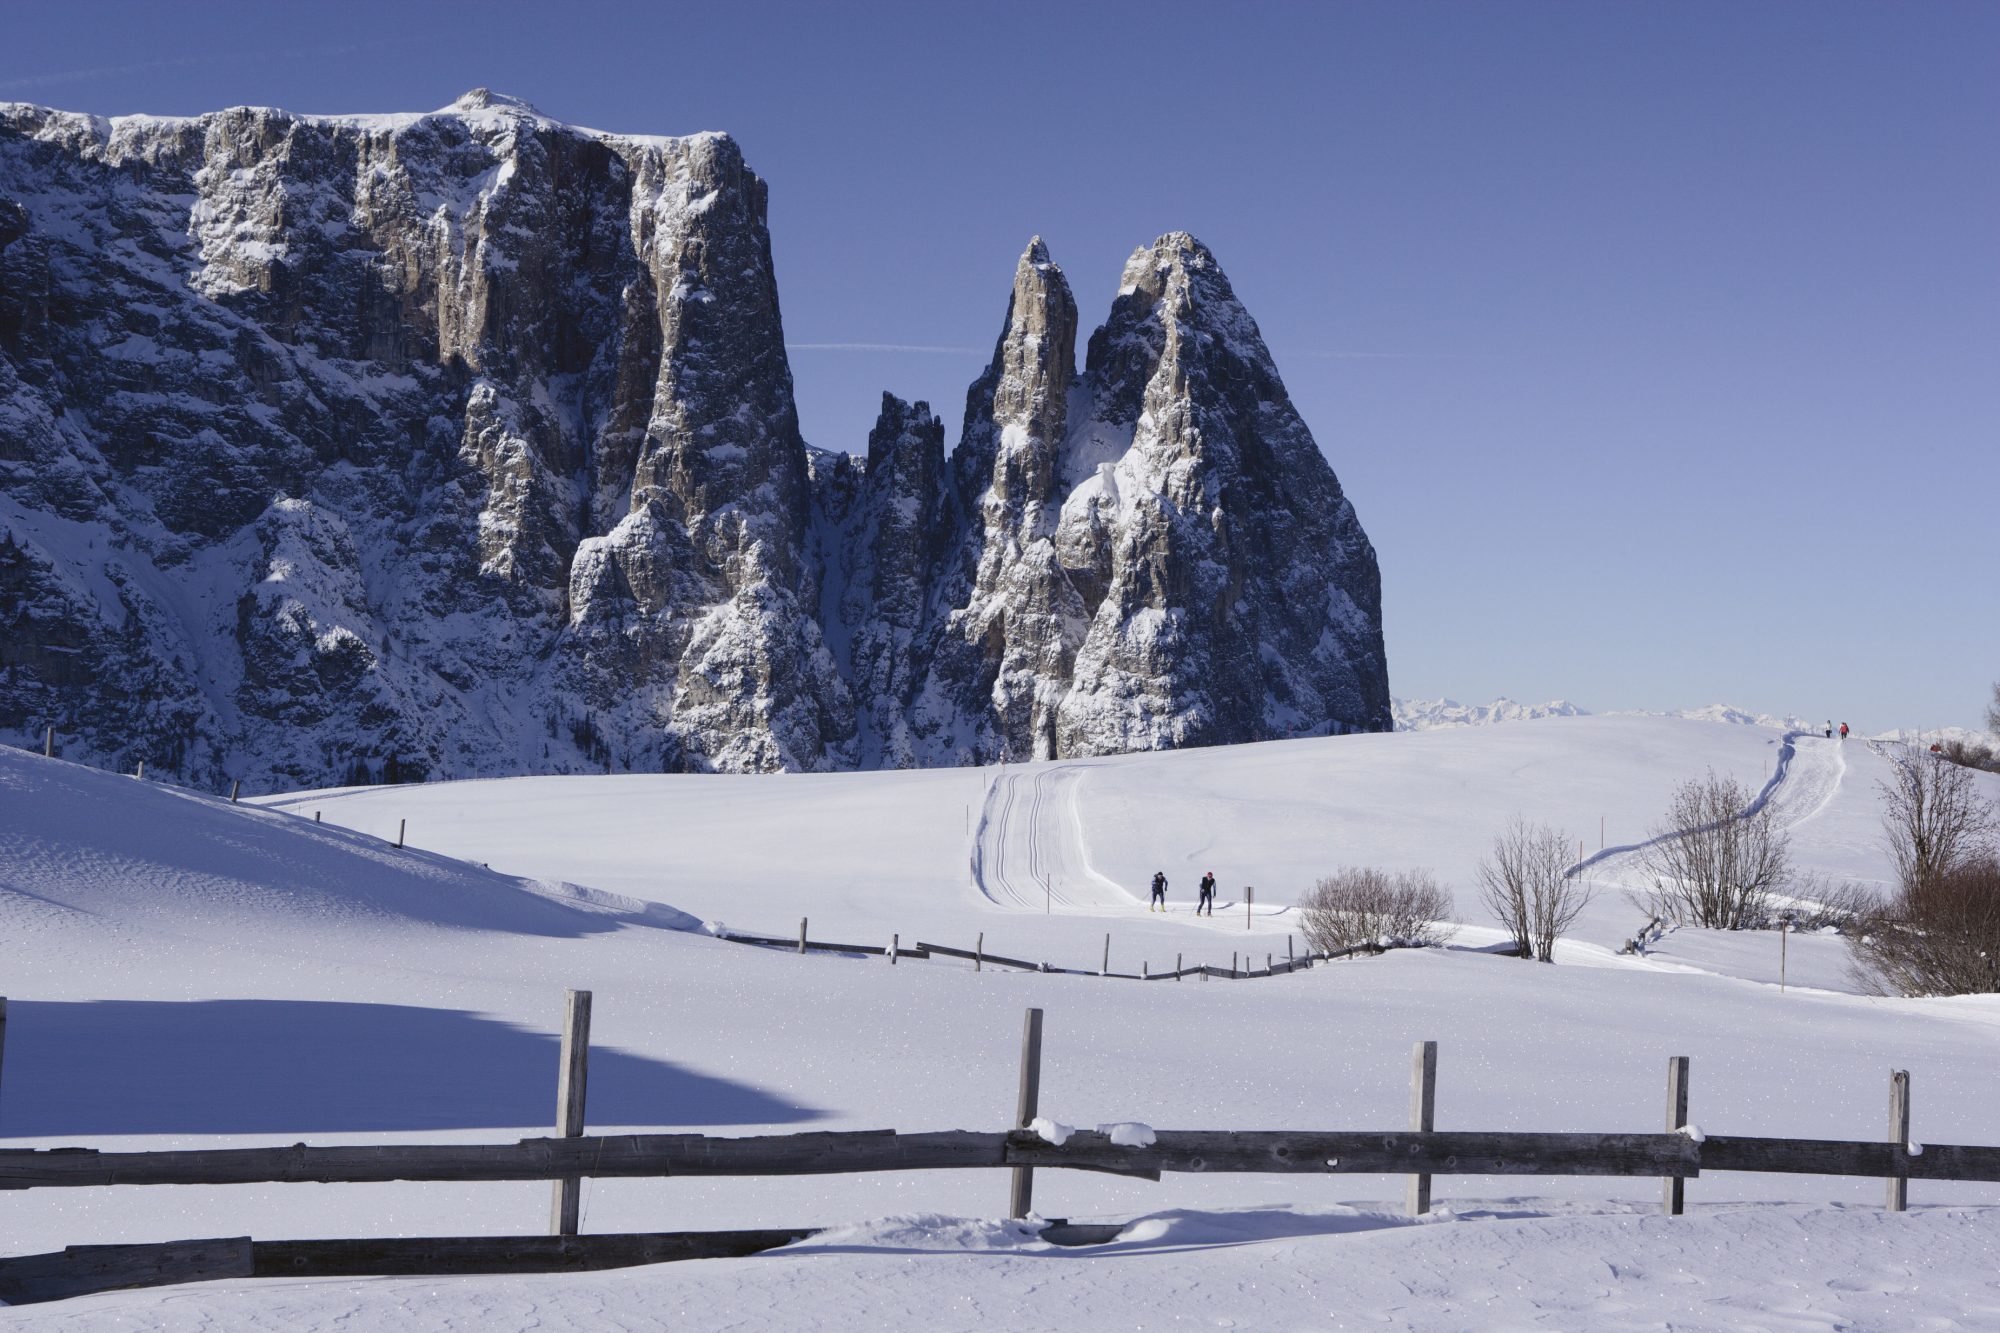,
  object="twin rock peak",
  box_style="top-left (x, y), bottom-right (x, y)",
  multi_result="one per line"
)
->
top-left (0, 95), bottom-right (1388, 785)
